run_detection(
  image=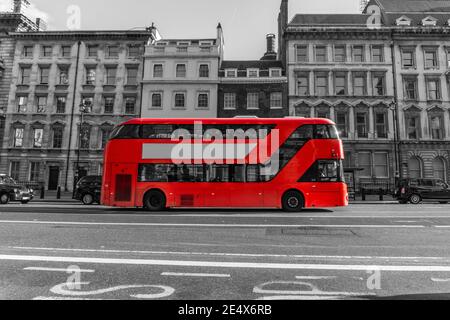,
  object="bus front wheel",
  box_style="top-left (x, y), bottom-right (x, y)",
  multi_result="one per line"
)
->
top-left (282, 190), bottom-right (304, 212)
top-left (144, 190), bottom-right (167, 212)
